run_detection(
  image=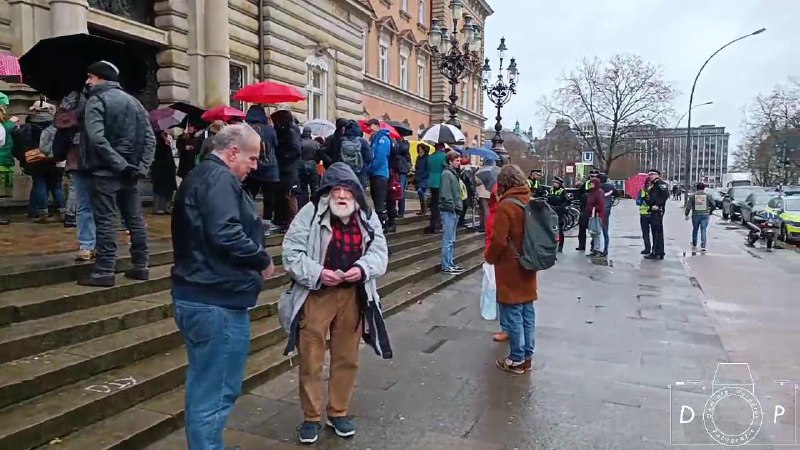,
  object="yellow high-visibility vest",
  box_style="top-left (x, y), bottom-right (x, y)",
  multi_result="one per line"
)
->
top-left (639, 189), bottom-right (650, 215)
